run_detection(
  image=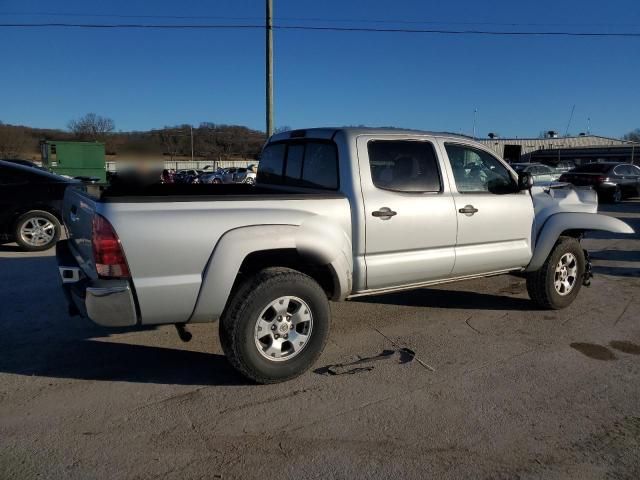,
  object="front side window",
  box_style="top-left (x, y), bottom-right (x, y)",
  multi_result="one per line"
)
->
top-left (367, 140), bottom-right (442, 193)
top-left (445, 144), bottom-right (517, 194)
